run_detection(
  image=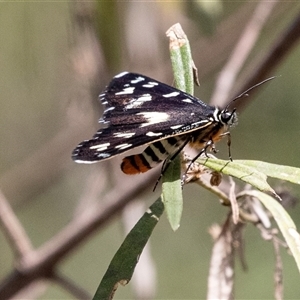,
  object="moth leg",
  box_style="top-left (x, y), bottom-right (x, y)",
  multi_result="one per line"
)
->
top-left (181, 151), bottom-right (205, 185)
top-left (207, 140), bottom-right (218, 155)
top-left (185, 139), bottom-right (215, 176)
top-left (220, 131), bottom-right (232, 161)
